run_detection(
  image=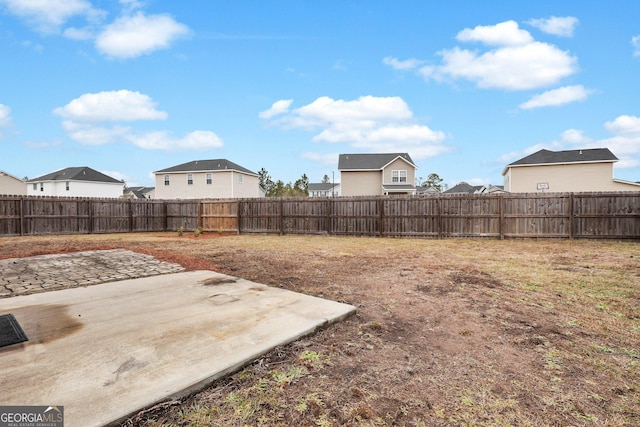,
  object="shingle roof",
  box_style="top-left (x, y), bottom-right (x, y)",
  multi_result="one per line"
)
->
top-left (508, 148), bottom-right (618, 167)
top-left (308, 183), bottom-right (339, 192)
top-left (124, 186), bottom-right (155, 198)
top-left (443, 182), bottom-right (483, 194)
top-left (154, 159), bottom-right (257, 176)
top-left (382, 184), bottom-right (416, 191)
top-left (0, 171), bottom-right (23, 181)
top-left (28, 167), bottom-right (122, 183)
top-left (338, 153), bottom-right (416, 170)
